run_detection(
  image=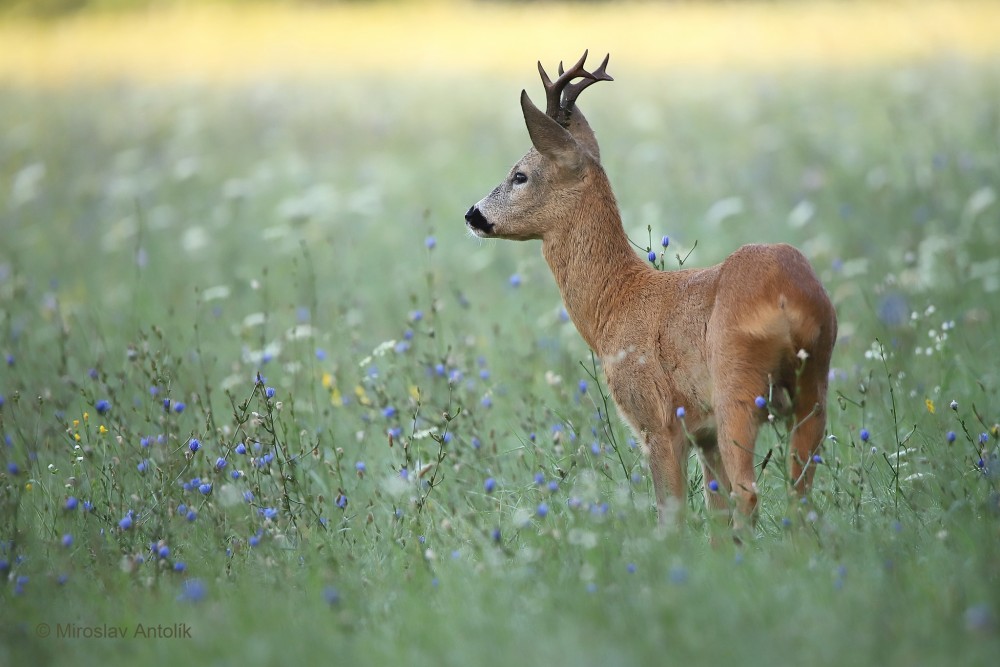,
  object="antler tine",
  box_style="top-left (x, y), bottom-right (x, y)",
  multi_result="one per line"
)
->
top-left (561, 53), bottom-right (613, 114)
top-left (538, 50), bottom-right (595, 119)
